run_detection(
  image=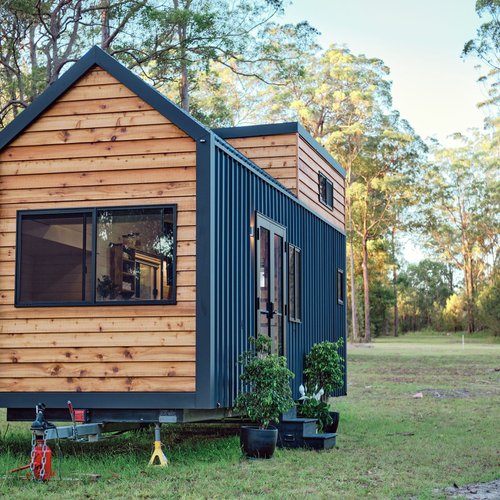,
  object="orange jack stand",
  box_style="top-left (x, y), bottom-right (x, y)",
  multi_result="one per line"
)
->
top-left (148, 423), bottom-right (168, 467)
